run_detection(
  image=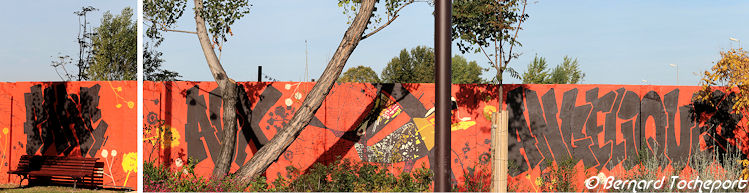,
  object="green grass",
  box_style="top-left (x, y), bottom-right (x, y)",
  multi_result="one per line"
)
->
top-left (0, 184), bottom-right (132, 193)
